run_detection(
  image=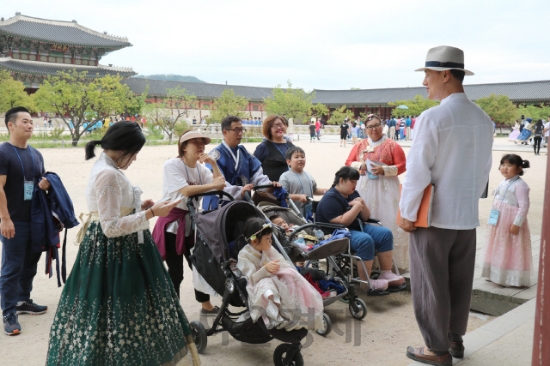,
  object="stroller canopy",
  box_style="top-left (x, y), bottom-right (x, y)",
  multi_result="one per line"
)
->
top-left (195, 200), bottom-right (265, 264)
